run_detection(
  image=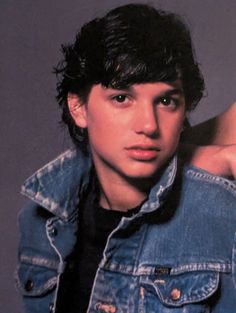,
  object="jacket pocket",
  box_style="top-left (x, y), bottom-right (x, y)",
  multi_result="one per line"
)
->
top-left (140, 269), bottom-right (219, 309)
top-left (15, 262), bottom-right (57, 297)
